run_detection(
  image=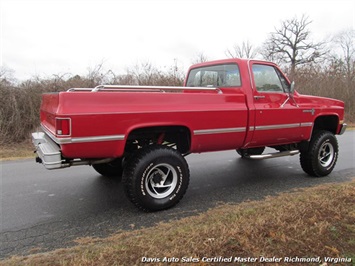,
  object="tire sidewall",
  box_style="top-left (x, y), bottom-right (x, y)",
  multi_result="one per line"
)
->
top-left (126, 146), bottom-right (189, 211)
